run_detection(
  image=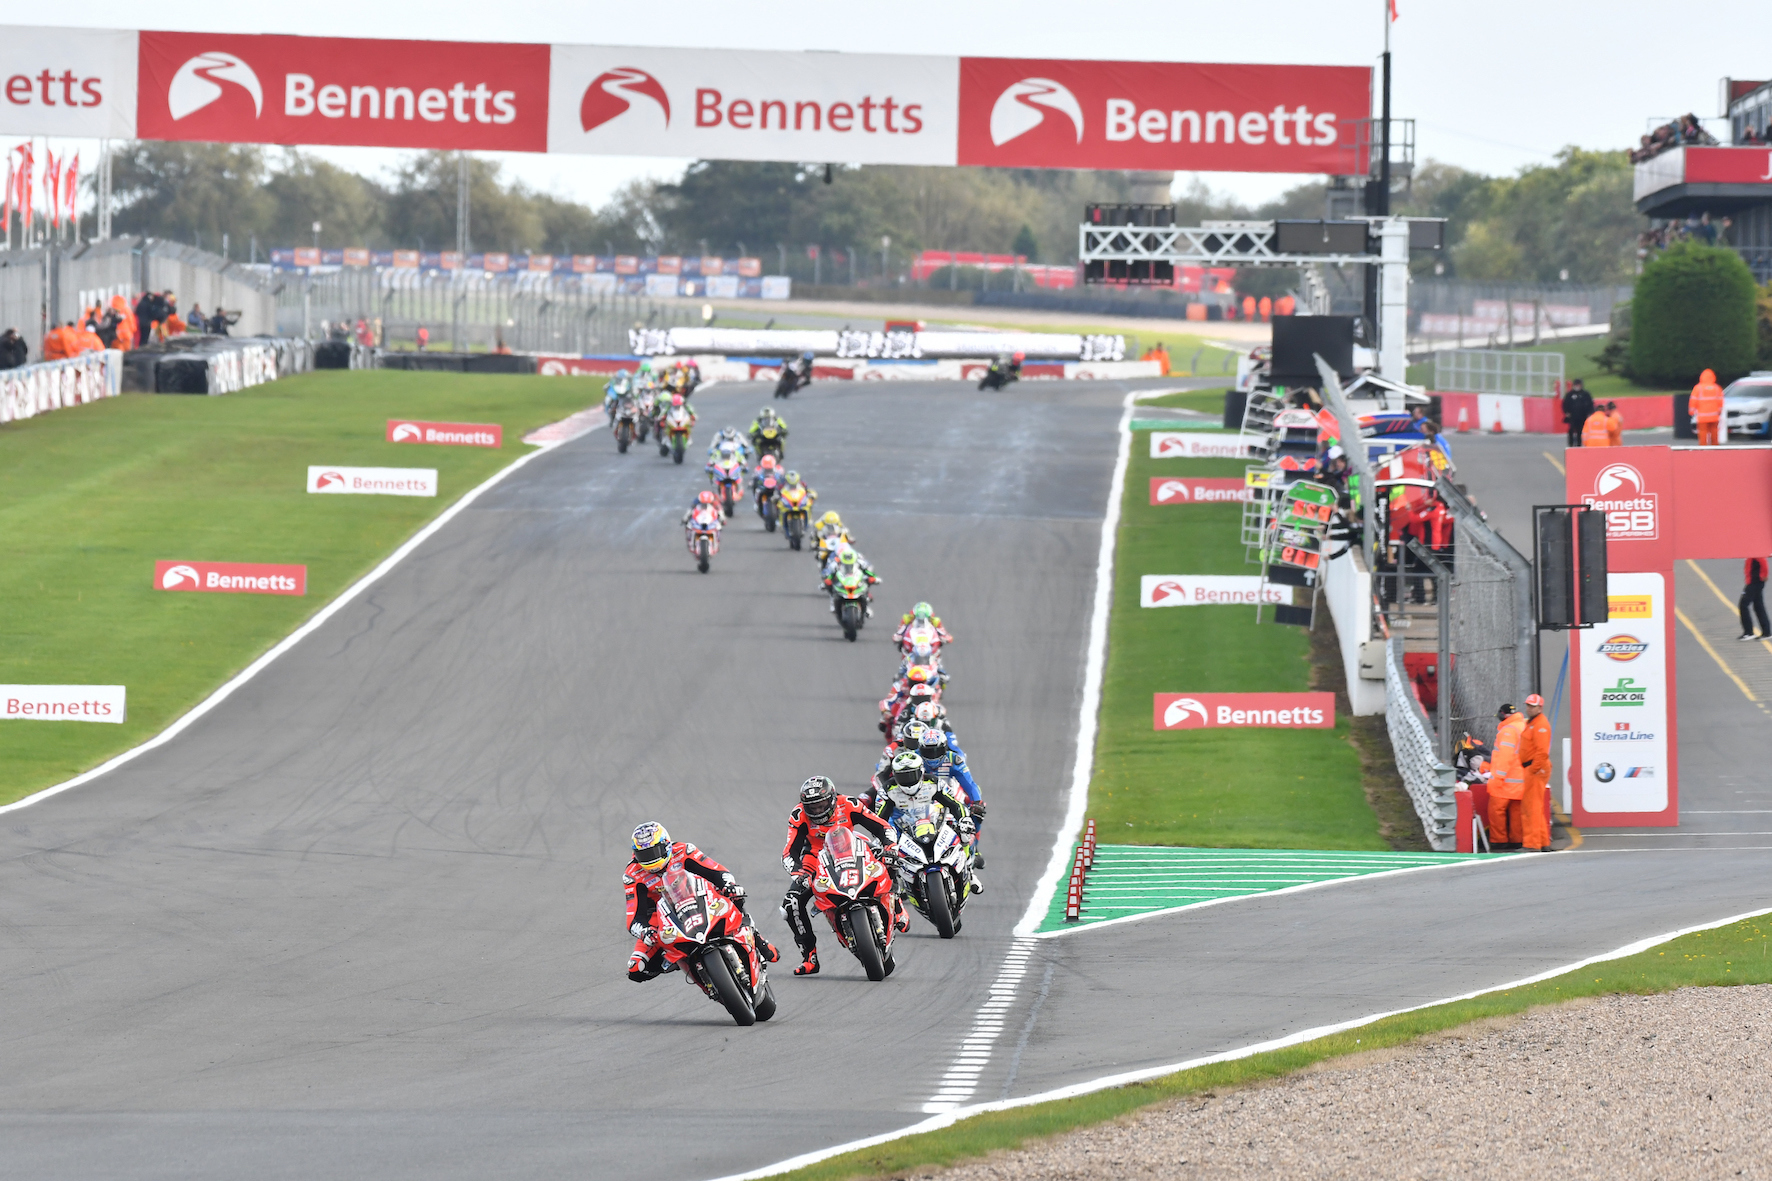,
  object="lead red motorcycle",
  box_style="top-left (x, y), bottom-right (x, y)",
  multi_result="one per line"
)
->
top-left (809, 824), bottom-right (899, 981)
top-left (652, 866), bottom-right (778, 1026)
top-left (686, 503), bottom-right (722, 574)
